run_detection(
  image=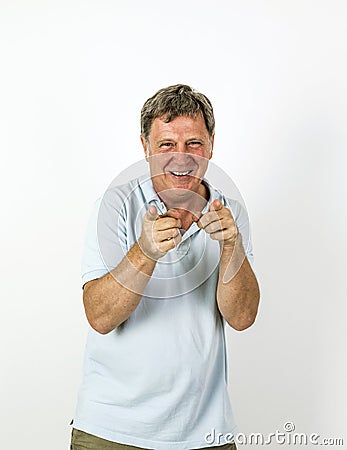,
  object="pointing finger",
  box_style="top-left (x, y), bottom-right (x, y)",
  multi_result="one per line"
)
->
top-left (146, 205), bottom-right (159, 221)
top-left (209, 199), bottom-right (223, 212)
